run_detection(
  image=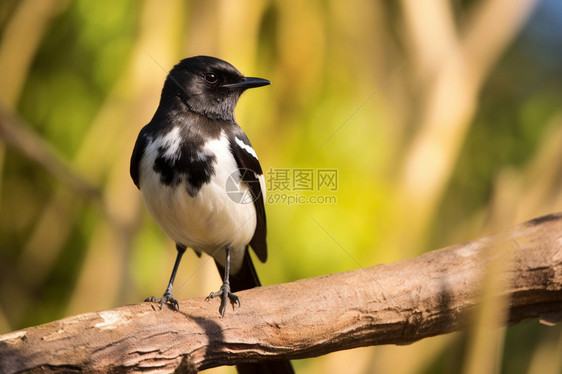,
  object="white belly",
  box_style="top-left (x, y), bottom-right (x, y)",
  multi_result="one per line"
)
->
top-left (139, 131), bottom-right (256, 272)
